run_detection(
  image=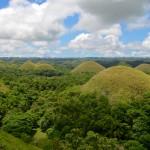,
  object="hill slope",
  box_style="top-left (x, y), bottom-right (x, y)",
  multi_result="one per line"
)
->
top-left (19, 61), bottom-right (54, 71)
top-left (83, 66), bottom-right (150, 103)
top-left (136, 64), bottom-right (150, 73)
top-left (0, 130), bottom-right (41, 150)
top-left (72, 61), bottom-right (105, 73)
top-left (19, 61), bottom-right (35, 71)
